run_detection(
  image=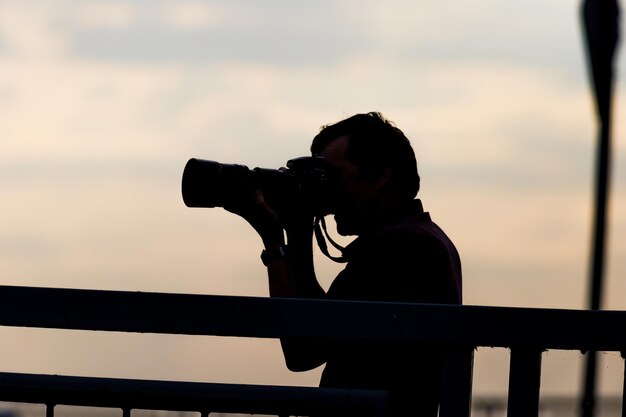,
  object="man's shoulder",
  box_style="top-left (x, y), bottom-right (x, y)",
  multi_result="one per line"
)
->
top-left (377, 211), bottom-right (455, 248)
